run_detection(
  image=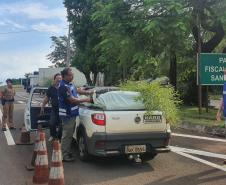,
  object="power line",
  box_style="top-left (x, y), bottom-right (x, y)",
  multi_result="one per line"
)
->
top-left (0, 27), bottom-right (68, 35)
top-left (0, 30), bottom-right (36, 35)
